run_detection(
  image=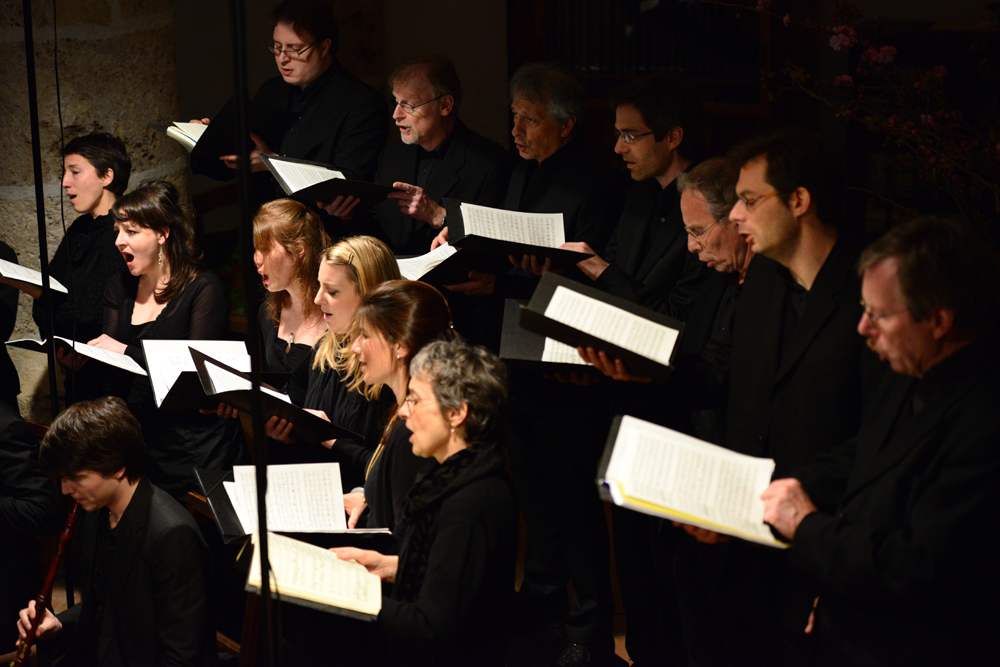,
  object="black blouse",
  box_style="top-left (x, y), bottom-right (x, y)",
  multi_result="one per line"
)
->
top-left (258, 303), bottom-right (313, 406)
top-left (363, 417), bottom-right (430, 533)
top-left (103, 270), bottom-right (245, 499)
